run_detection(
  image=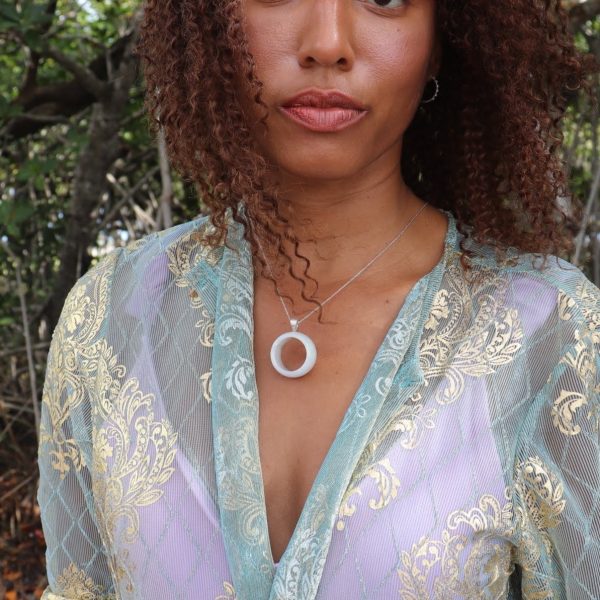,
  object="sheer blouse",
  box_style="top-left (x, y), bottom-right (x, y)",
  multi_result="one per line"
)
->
top-left (37, 209), bottom-right (600, 599)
